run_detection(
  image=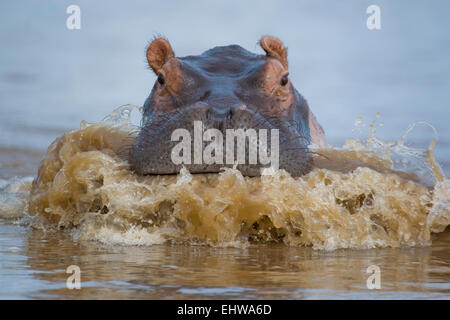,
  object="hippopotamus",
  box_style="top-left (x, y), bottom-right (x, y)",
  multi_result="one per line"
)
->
top-left (131, 36), bottom-right (325, 176)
